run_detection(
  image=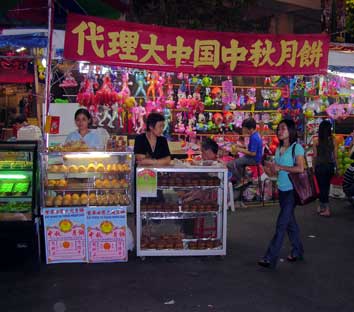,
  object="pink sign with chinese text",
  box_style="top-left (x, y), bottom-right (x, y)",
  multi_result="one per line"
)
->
top-left (43, 208), bottom-right (87, 264)
top-left (86, 207), bottom-right (127, 263)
